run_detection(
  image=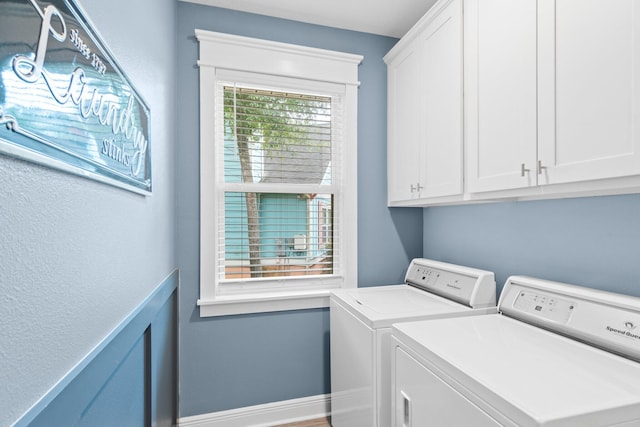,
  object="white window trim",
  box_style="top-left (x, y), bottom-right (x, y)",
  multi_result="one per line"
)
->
top-left (196, 30), bottom-right (362, 317)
